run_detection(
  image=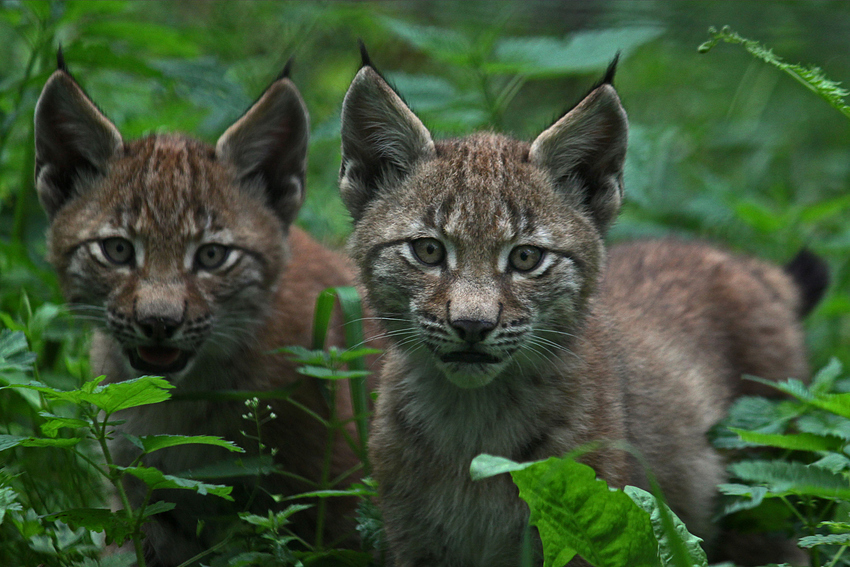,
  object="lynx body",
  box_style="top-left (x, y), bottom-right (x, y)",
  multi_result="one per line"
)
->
top-left (339, 59), bottom-right (824, 566)
top-left (35, 59), bottom-right (364, 565)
